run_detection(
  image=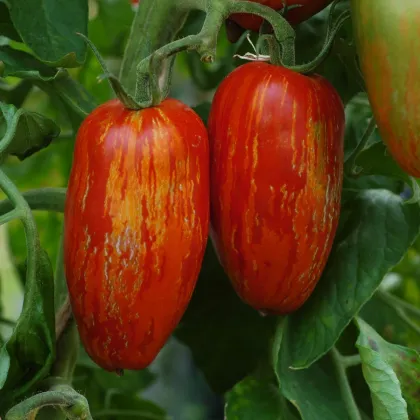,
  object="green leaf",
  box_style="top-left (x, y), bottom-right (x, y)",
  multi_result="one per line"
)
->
top-left (0, 1), bottom-right (20, 41)
top-left (73, 347), bottom-right (158, 417)
top-left (225, 375), bottom-right (298, 420)
top-left (0, 45), bottom-right (60, 80)
top-left (0, 80), bottom-right (32, 108)
top-left (354, 142), bottom-right (410, 183)
top-left (274, 320), bottom-right (351, 420)
top-left (360, 294), bottom-right (420, 349)
top-left (356, 318), bottom-right (420, 420)
top-left (8, 0), bottom-right (88, 67)
top-left (50, 76), bottom-right (96, 126)
top-left (295, 4), bottom-right (363, 105)
top-left (0, 247), bottom-right (55, 412)
top-left (88, 0), bottom-right (133, 57)
top-left (175, 243), bottom-right (276, 393)
top-left (283, 189), bottom-right (420, 369)
top-left (0, 102), bottom-right (60, 160)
